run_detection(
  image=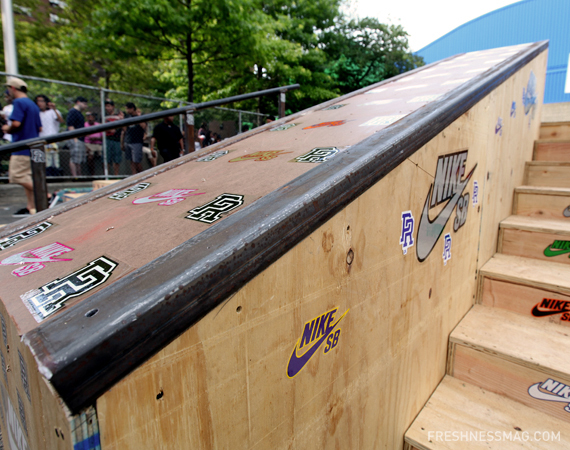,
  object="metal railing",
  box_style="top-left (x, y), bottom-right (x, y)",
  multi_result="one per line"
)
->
top-left (0, 84), bottom-right (300, 212)
top-left (0, 72), bottom-right (272, 180)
